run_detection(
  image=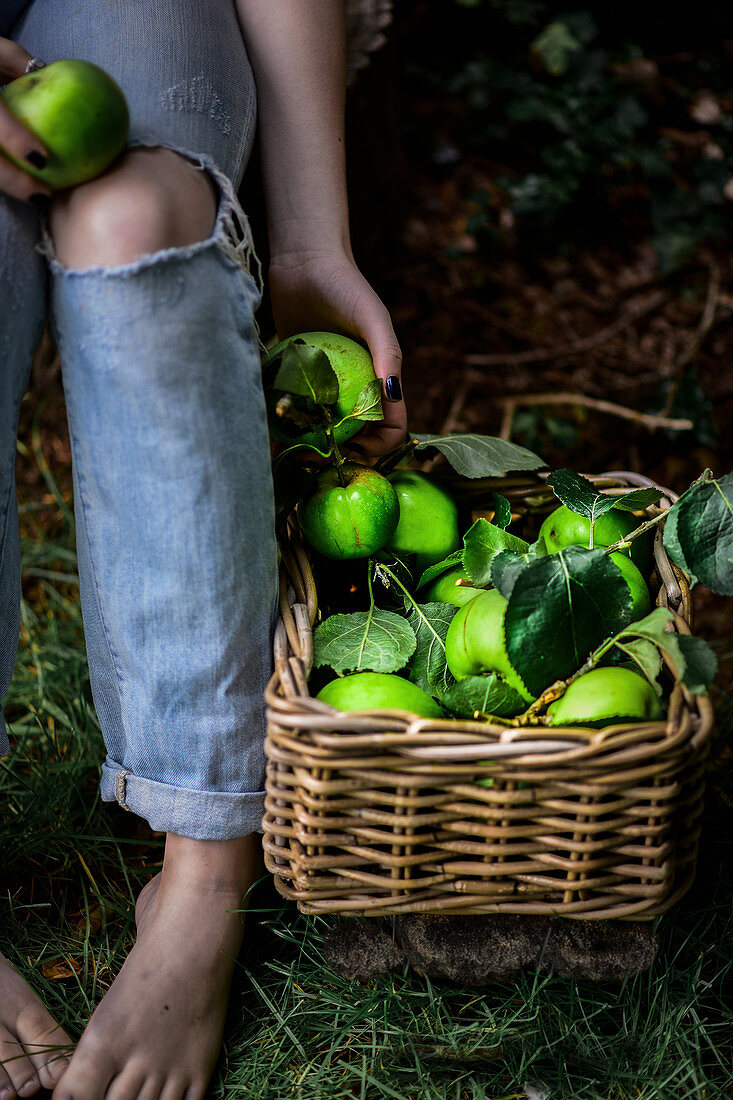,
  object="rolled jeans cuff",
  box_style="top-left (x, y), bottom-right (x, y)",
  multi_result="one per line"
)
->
top-left (101, 761), bottom-right (266, 839)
